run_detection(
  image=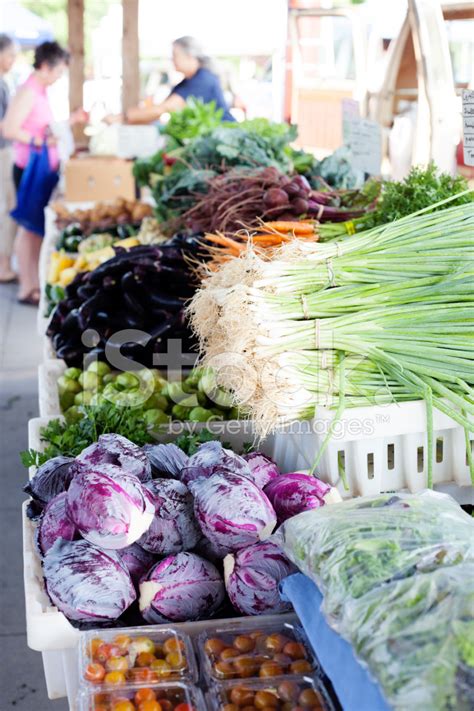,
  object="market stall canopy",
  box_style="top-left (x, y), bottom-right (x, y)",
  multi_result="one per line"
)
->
top-left (0, 1), bottom-right (54, 47)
